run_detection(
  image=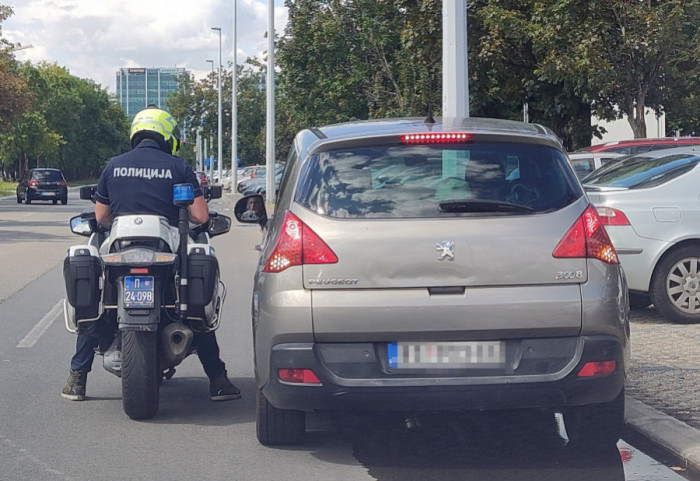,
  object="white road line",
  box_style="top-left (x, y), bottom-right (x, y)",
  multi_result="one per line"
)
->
top-left (17, 299), bottom-right (63, 348)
